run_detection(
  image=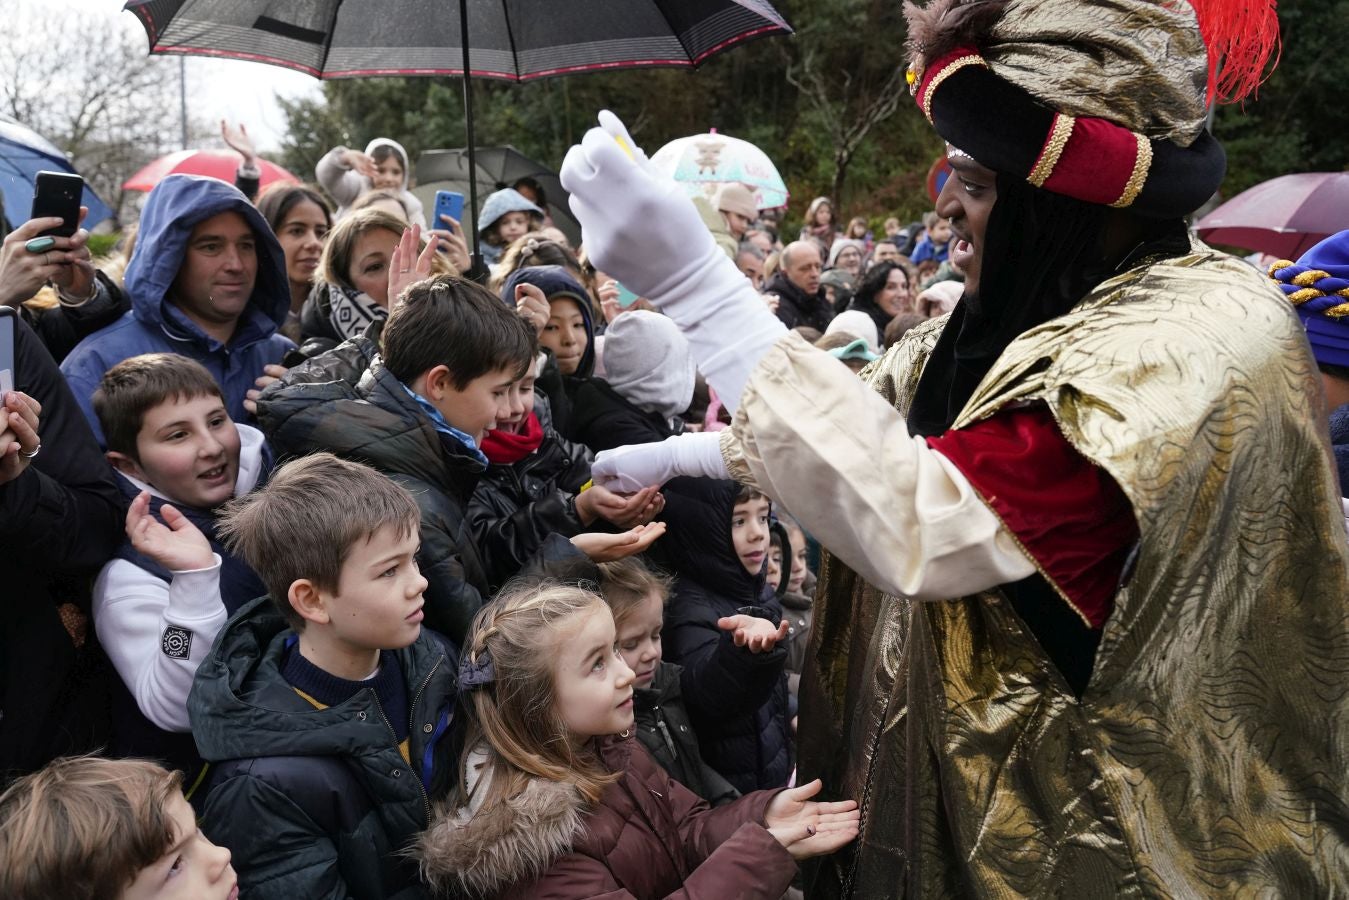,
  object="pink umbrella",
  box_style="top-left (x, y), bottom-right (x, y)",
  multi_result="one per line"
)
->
top-left (1195, 172), bottom-right (1349, 260)
top-left (122, 149), bottom-right (298, 192)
